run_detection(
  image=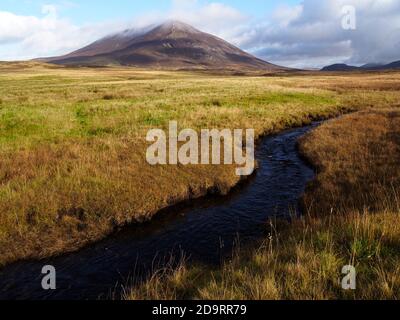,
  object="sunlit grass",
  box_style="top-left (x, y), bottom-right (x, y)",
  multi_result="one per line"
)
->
top-left (127, 110), bottom-right (400, 300)
top-left (0, 62), bottom-right (399, 267)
